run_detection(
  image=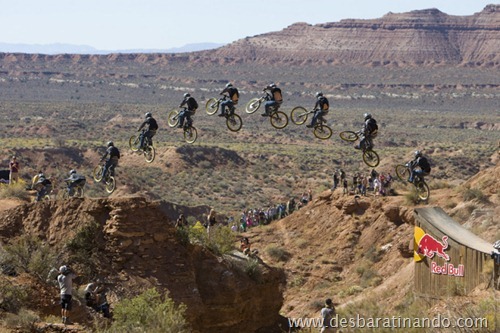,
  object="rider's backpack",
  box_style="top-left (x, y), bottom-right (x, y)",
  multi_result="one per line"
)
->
top-left (148, 118), bottom-right (158, 131)
top-left (110, 146), bottom-right (120, 159)
top-left (418, 157), bottom-right (431, 173)
top-left (187, 97), bottom-right (198, 111)
top-left (367, 118), bottom-right (378, 134)
top-left (320, 97), bottom-right (329, 111)
top-left (272, 88), bottom-right (283, 103)
top-left (229, 88), bottom-right (239, 103)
